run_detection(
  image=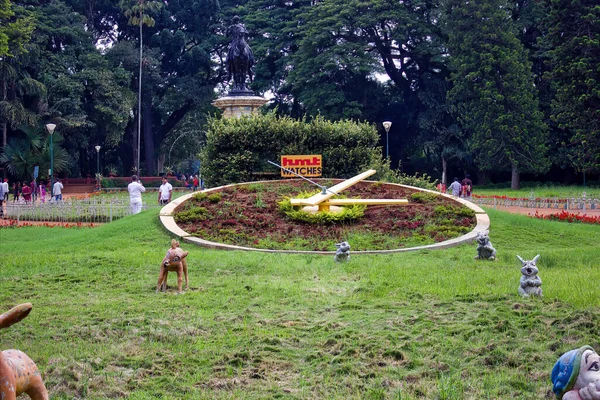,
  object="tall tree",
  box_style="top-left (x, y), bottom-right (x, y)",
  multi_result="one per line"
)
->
top-left (445, 0), bottom-right (549, 189)
top-left (31, 0), bottom-right (135, 177)
top-left (119, 0), bottom-right (161, 174)
top-left (542, 0), bottom-right (600, 175)
top-left (0, 0), bottom-right (36, 178)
